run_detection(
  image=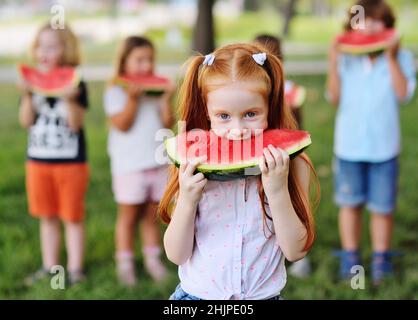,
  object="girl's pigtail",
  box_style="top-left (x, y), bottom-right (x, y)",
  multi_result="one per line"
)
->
top-left (264, 53), bottom-right (297, 130)
top-left (159, 55), bottom-right (206, 223)
top-left (159, 165), bottom-right (180, 224)
top-left (178, 55), bottom-right (209, 130)
top-left (257, 51), bottom-right (317, 251)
